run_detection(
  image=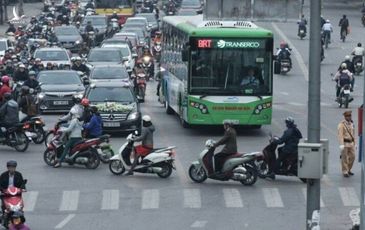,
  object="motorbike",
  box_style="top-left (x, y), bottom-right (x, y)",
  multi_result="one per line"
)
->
top-left (297, 26), bottom-right (306, 40)
top-left (340, 28), bottom-right (347, 43)
top-left (0, 180), bottom-right (27, 229)
top-left (279, 59), bottom-right (291, 74)
top-left (44, 121), bottom-right (61, 147)
top-left (322, 31), bottom-right (331, 49)
top-left (142, 55), bottom-right (153, 81)
top-left (135, 72), bottom-right (146, 102)
top-left (353, 56), bottom-right (363, 75)
top-left (110, 18), bottom-right (120, 36)
top-left (337, 84), bottom-right (352, 108)
top-left (108, 133), bottom-right (176, 178)
top-left (188, 140), bottom-right (258, 186)
top-left (153, 42), bottom-right (162, 62)
top-left (0, 124), bottom-right (29, 152)
top-left (43, 128), bottom-right (109, 169)
top-left (253, 136), bottom-right (306, 183)
top-left (22, 117), bottom-right (46, 144)
top-left (86, 31), bottom-right (96, 48)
